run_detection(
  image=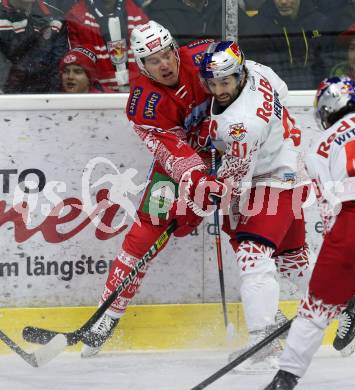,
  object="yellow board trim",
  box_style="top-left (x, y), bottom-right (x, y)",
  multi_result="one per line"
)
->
top-left (0, 302), bottom-right (337, 354)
